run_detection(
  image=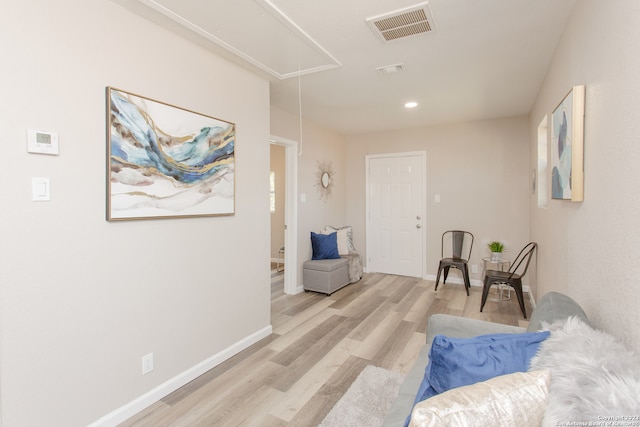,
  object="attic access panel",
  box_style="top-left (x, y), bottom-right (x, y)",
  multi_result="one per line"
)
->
top-left (135, 0), bottom-right (341, 78)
